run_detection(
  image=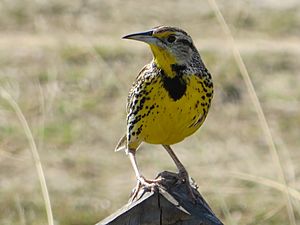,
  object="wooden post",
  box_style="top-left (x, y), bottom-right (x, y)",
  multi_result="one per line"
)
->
top-left (96, 171), bottom-right (223, 225)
